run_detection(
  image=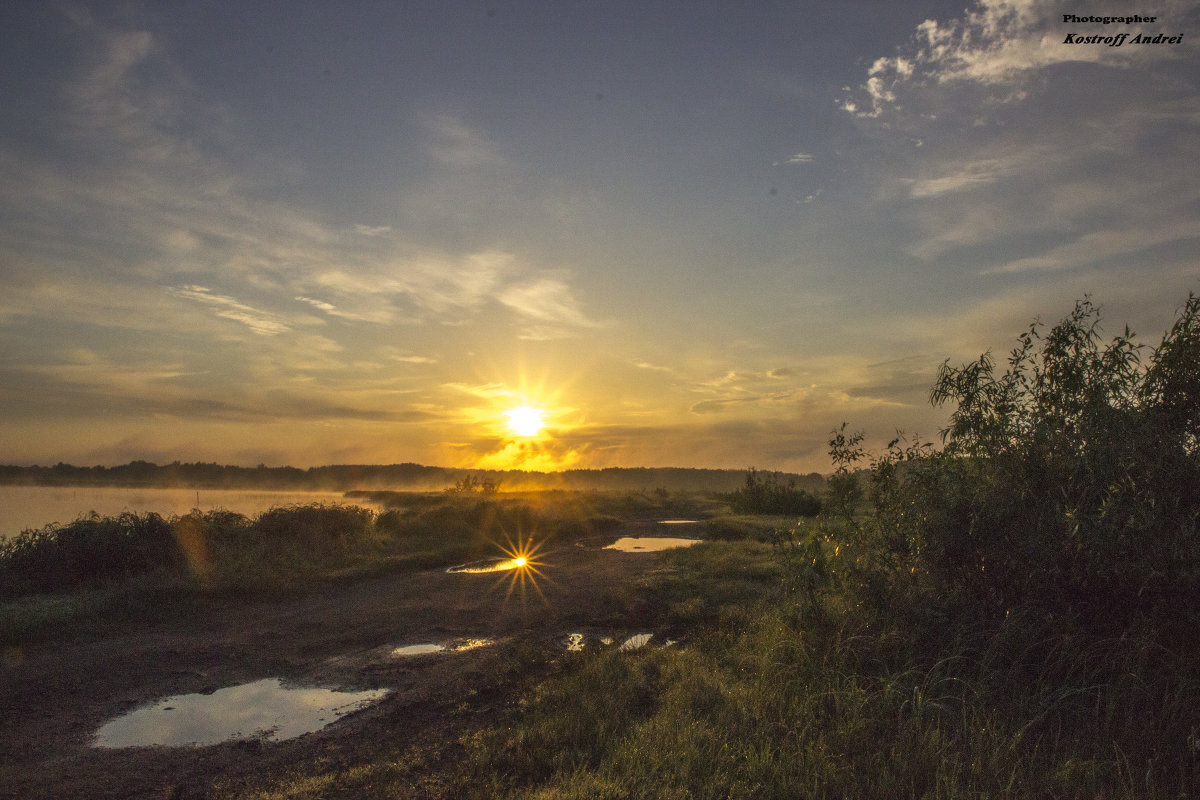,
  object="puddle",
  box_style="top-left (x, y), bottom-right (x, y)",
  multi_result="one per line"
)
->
top-left (658, 519), bottom-right (701, 525)
top-left (446, 557), bottom-right (526, 574)
top-left (391, 643), bottom-right (445, 656)
top-left (566, 632), bottom-right (665, 652)
top-left (618, 633), bottom-right (653, 651)
top-left (603, 537), bottom-right (702, 553)
top-left (392, 638), bottom-right (493, 657)
top-left (93, 679), bottom-right (388, 748)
